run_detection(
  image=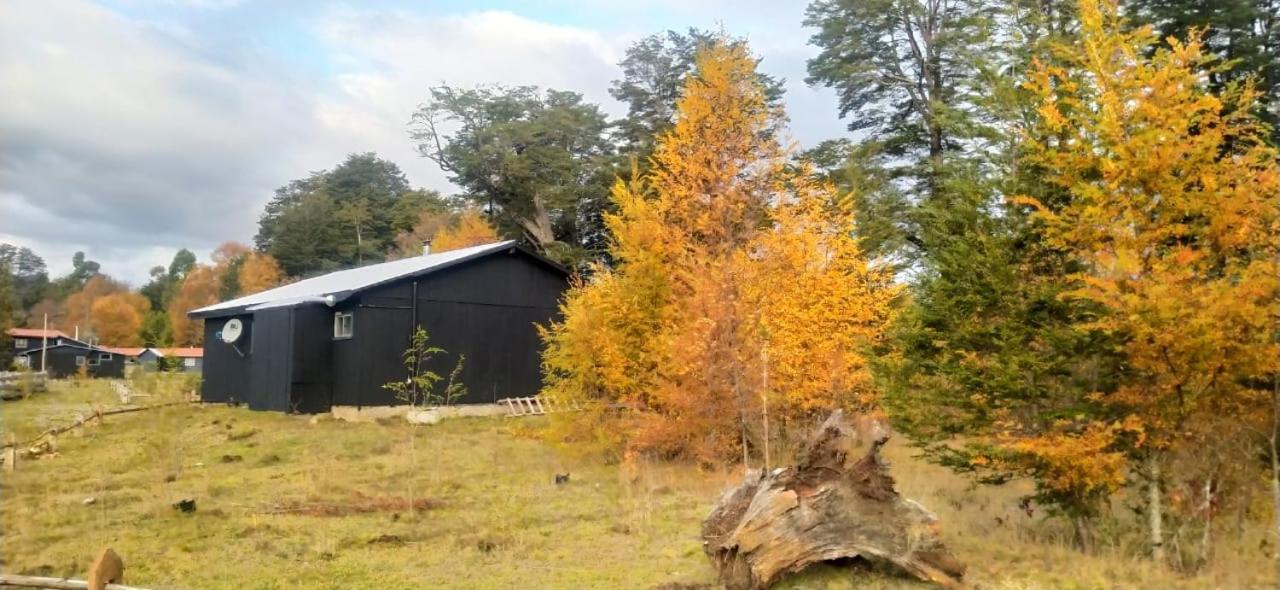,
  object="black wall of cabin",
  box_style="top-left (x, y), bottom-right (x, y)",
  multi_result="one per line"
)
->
top-left (199, 248), bottom-right (566, 412)
top-left (202, 315), bottom-right (253, 404)
top-left (29, 346), bottom-right (125, 378)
